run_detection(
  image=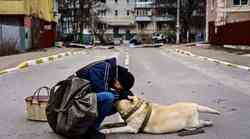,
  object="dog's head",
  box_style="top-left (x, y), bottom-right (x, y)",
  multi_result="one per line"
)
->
top-left (115, 96), bottom-right (141, 117)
